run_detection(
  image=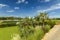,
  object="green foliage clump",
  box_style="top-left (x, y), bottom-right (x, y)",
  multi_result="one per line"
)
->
top-left (45, 20), bottom-right (55, 28)
top-left (19, 26), bottom-right (44, 40)
top-left (45, 25), bottom-right (51, 32)
top-left (18, 12), bottom-right (56, 40)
